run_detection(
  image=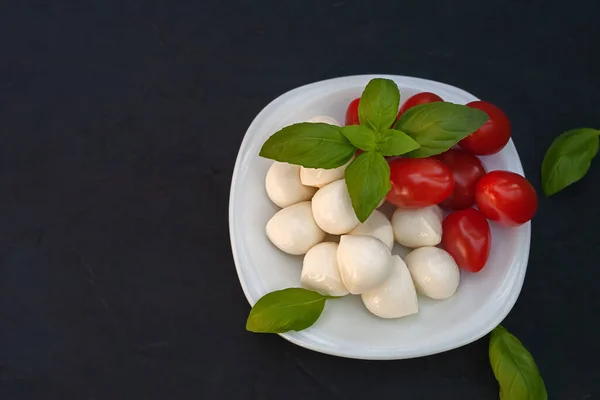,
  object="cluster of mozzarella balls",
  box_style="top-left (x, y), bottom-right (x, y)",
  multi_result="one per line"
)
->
top-left (264, 116), bottom-right (460, 319)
